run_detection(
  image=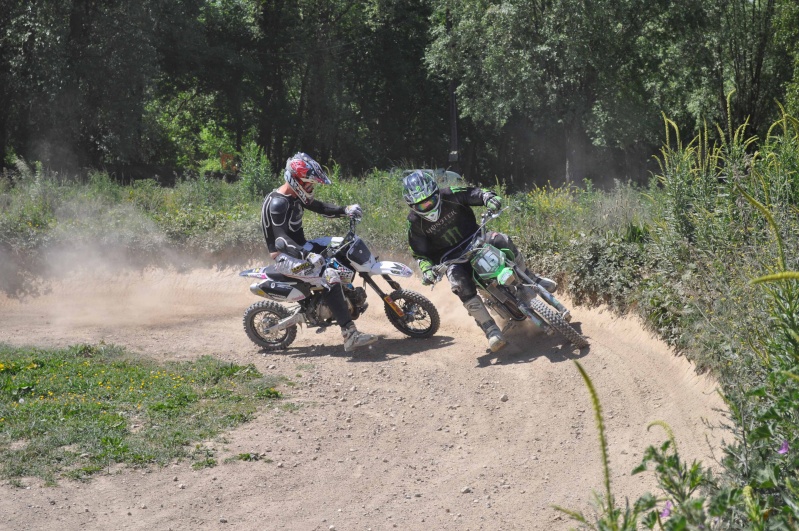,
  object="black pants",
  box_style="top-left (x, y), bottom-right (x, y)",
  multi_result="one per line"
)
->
top-left (446, 232), bottom-right (520, 302)
top-left (304, 241), bottom-right (353, 331)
